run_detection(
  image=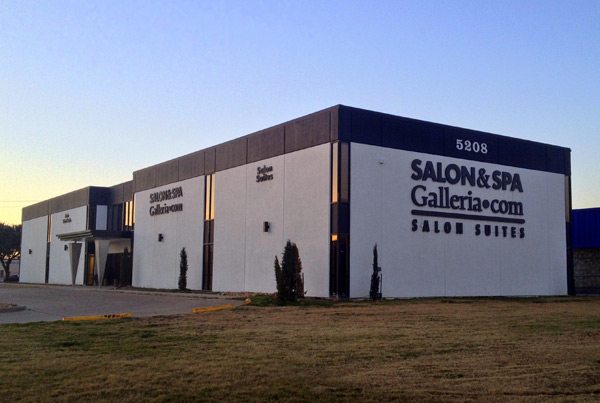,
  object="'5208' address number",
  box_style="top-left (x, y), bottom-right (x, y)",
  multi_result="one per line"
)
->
top-left (456, 139), bottom-right (488, 154)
